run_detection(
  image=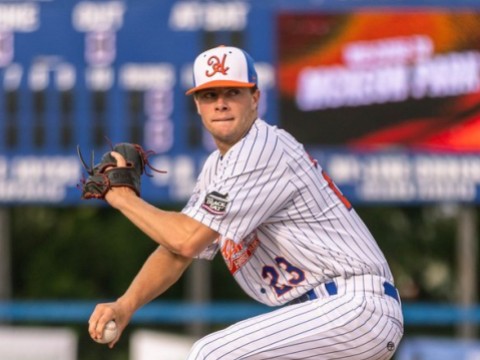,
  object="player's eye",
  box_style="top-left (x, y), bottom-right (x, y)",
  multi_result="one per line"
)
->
top-left (198, 91), bottom-right (217, 100)
top-left (226, 88), bottom-right (241, 97)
